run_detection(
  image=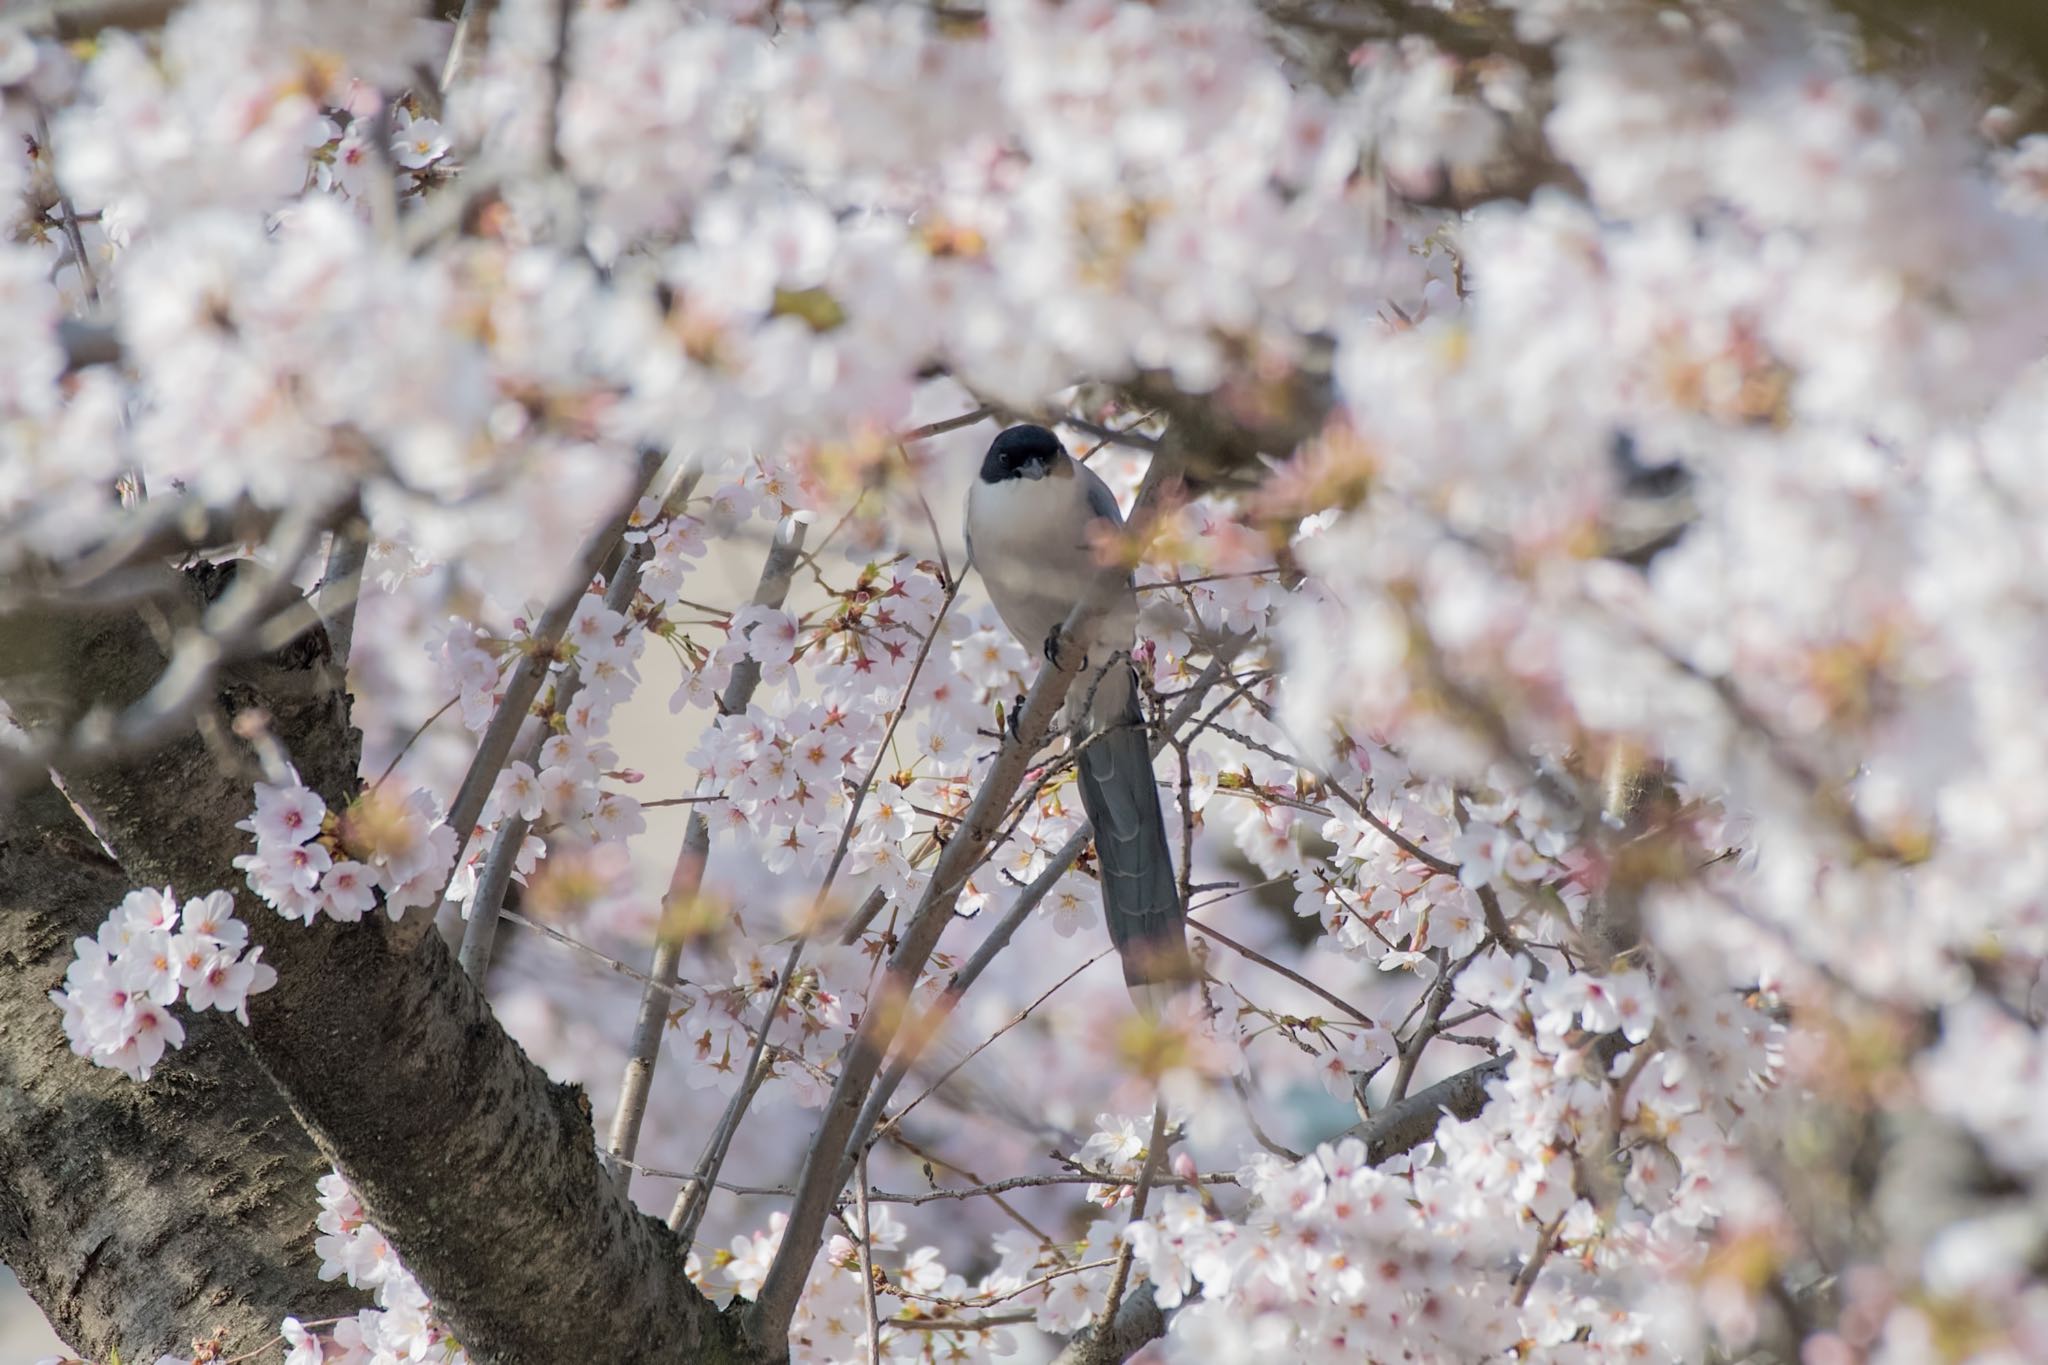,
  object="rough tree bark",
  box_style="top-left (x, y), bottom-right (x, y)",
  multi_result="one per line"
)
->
top-left (0, 561), bottom-right (752, 1363)
top-left (0, 780), bottom-right (365, 1363)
